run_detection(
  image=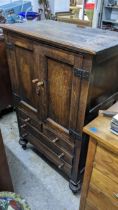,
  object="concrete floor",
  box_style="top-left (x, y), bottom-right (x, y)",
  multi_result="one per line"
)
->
top-left (0, 112), bottom-right (80, 210)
